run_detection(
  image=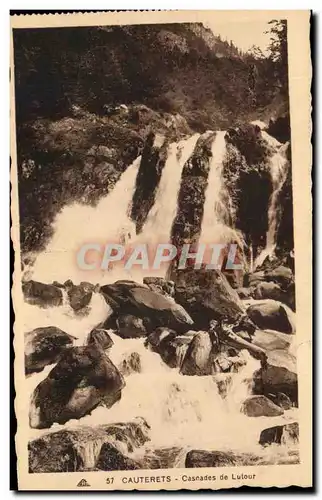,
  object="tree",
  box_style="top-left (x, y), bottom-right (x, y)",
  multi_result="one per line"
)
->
top-left (266, 20), bottom-right (288, 96)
